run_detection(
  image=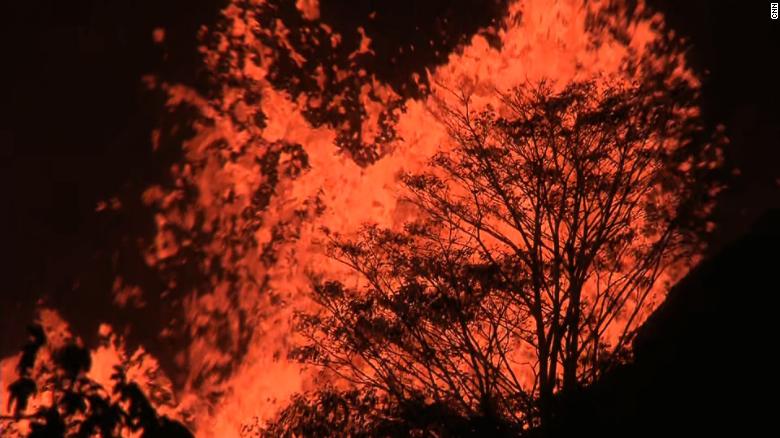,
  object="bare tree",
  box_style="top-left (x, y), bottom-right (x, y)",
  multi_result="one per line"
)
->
top-left (284, 78), bottom-right (719, 434)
